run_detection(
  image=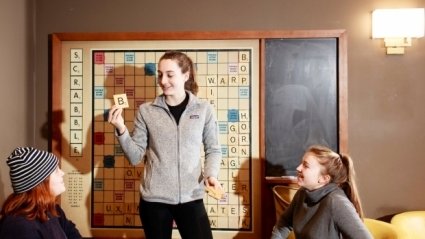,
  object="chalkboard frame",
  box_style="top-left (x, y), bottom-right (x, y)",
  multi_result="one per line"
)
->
top-left (259, 30), bottom-right (348, 183)
top-left (263, 37), bottom-right (343, 177)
